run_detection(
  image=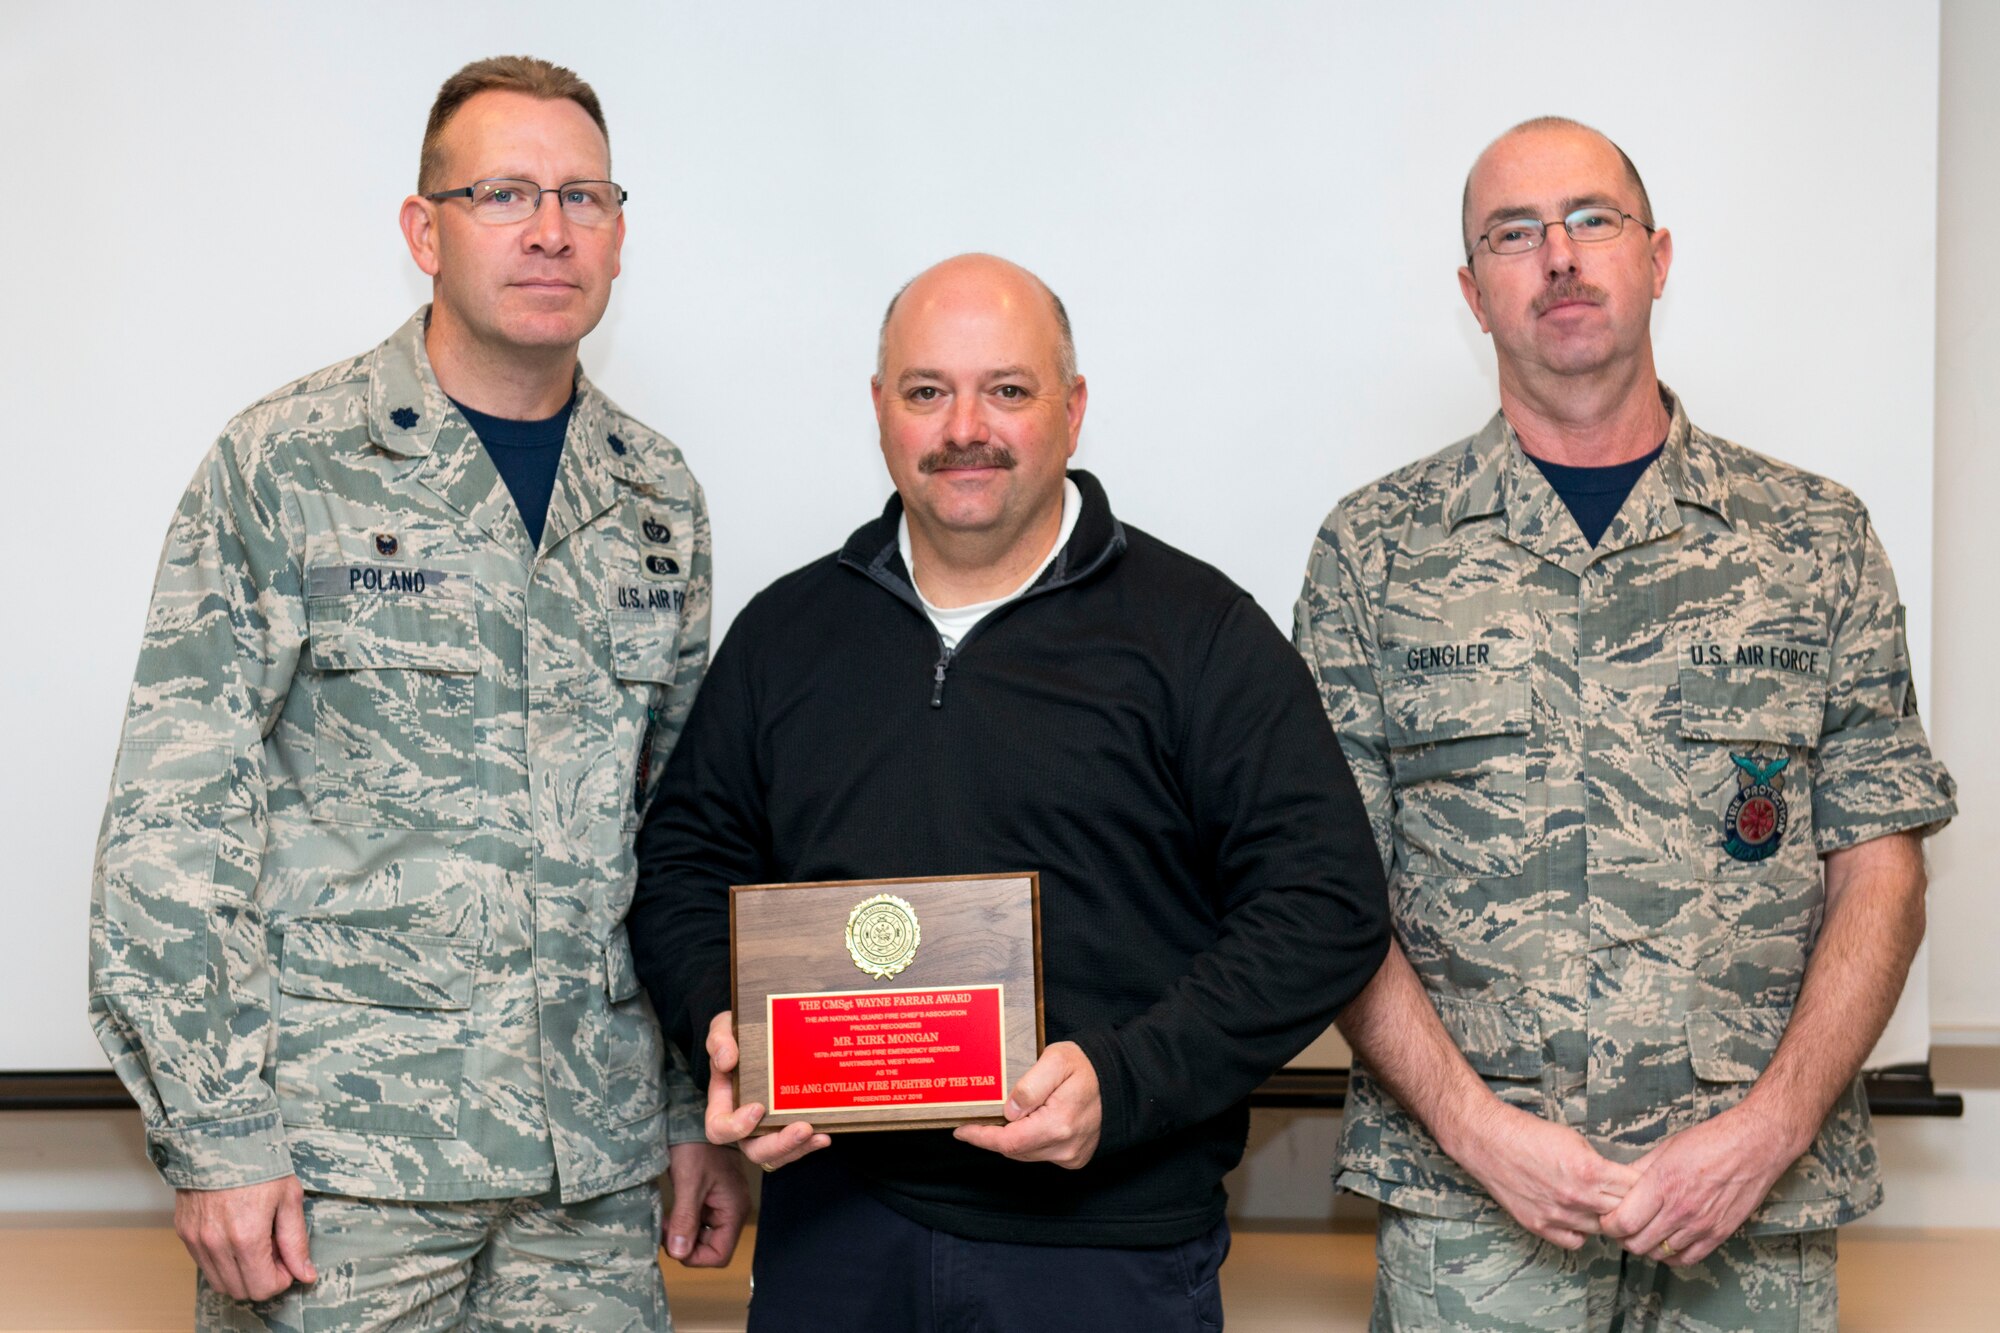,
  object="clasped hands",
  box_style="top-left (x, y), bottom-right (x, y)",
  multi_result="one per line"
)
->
top-left (1459, 1098), bottom-right (1803, 1267)
top-left (702, 1010), bottom-right (1103, 1171)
